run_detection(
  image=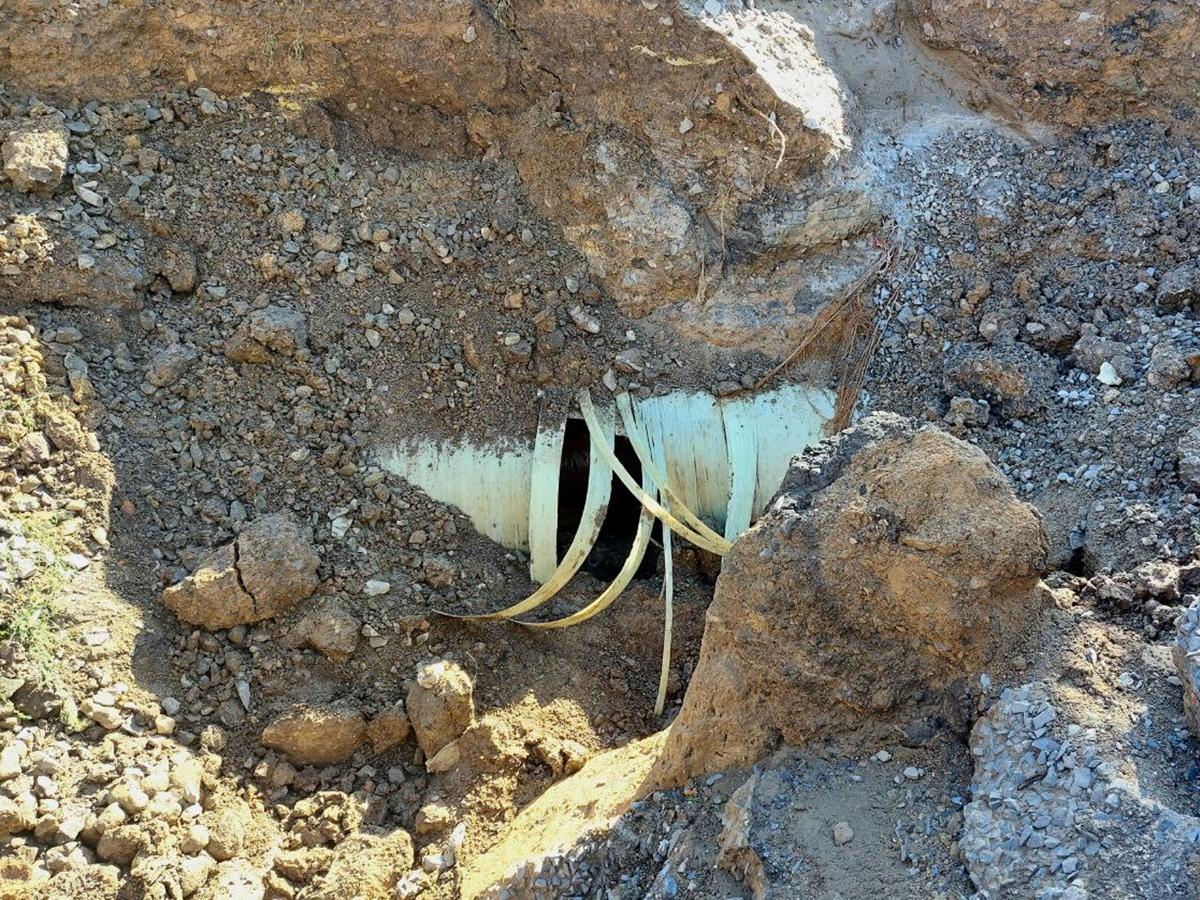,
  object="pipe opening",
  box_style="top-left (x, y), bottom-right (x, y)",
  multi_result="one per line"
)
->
top-left (558, 418), bottom-right (661, 581)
